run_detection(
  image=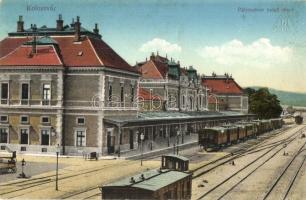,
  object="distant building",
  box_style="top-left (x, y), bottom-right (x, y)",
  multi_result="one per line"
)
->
top-left (202, 73), bottom-right (248, 113)
top-left (137, 53), bottom-right (208, 112)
